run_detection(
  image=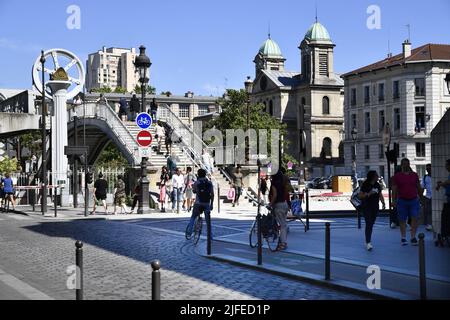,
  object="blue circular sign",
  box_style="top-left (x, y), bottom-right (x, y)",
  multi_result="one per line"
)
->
top-left (136, 113), bottom-right (152, 129)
